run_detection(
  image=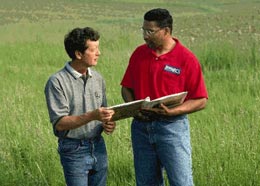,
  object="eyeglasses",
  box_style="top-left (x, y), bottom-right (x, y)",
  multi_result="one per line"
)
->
top-left (141, 27), bottom-right (162, 36)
